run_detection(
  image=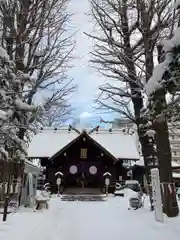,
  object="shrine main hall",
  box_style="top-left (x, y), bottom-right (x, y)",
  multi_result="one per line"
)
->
top-left (27, 126), bottom-right (140, 193)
